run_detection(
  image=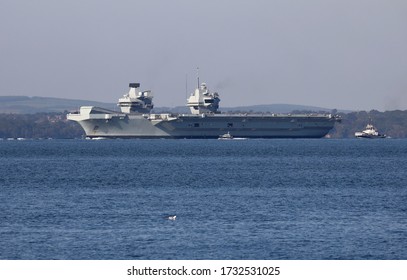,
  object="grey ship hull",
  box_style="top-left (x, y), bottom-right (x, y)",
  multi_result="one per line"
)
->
top-left (68, 107), bottom-right (338, 139)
